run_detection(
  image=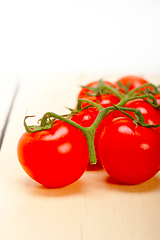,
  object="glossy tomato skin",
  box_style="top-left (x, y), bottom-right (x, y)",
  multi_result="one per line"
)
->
top-left (118, 99), bottom-right (160, 131)
top-left (115, 75), bottom-right (150, 93)
top-left (71, 107), bottom-right (118, 170)
top-left (98, 117), bottom-right (160, 184)
top-left (79, 94), bottom-right (120, 109)
top-left (17, 121), bottom-right (89, 188)
top-left (78, 80), bottom-right (115, 99)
